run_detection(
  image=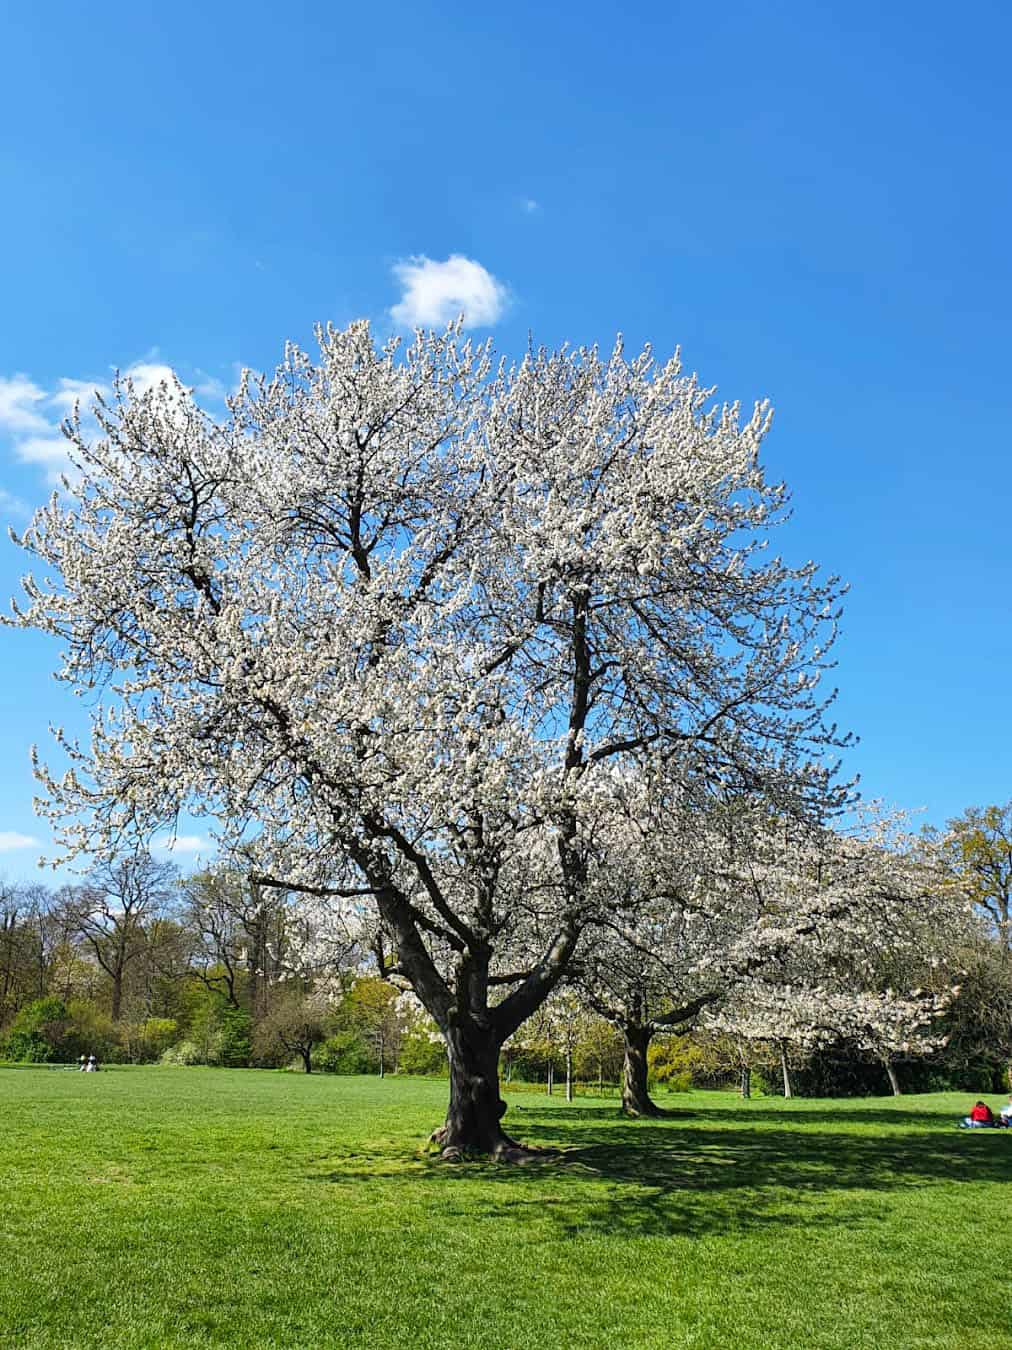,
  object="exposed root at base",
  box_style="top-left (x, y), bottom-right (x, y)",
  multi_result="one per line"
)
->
top-left (619, 1103), bottom-right (672, 1119)
top-left (428, 1126), bottom-right (560, 1165)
